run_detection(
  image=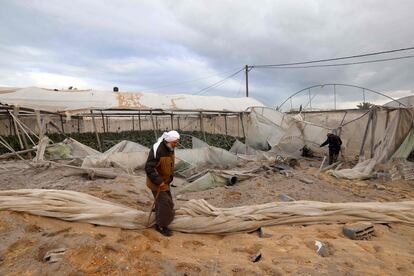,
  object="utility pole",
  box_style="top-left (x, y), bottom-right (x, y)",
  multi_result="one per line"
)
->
top-left (245, 65), bottom-right (249, 97)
